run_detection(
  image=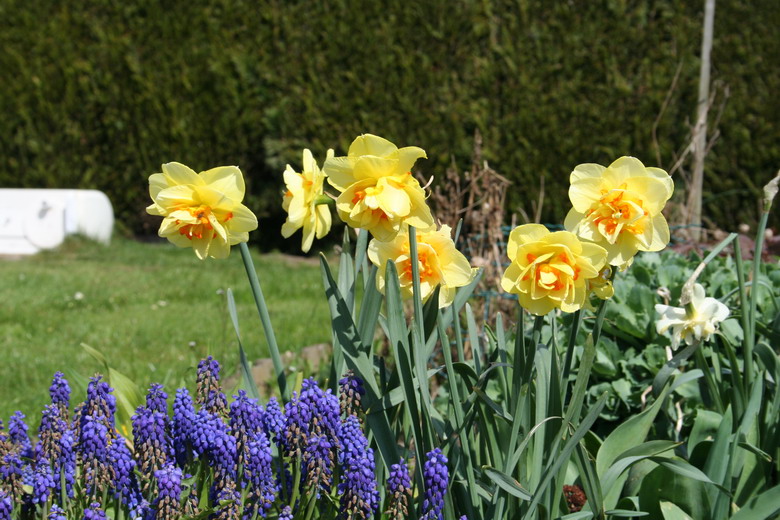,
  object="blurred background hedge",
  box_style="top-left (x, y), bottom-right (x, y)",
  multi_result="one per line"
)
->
top-left (2, 0), bottom-right (778, 249)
